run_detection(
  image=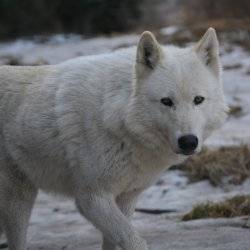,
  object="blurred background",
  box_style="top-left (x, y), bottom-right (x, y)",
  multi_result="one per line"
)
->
top-left (0, 0), bottom-right (250, 39)
top-left (0, 1), bottom-right (250, 249)
top-left (0, 0), bottom-right (250, 66)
